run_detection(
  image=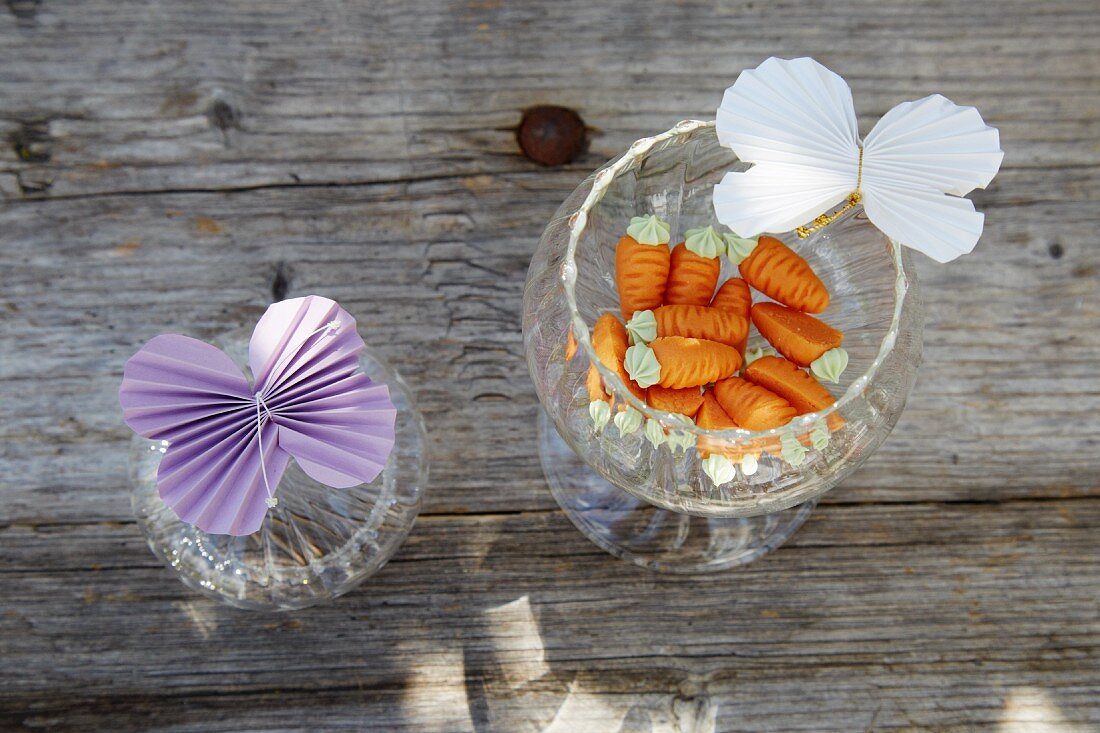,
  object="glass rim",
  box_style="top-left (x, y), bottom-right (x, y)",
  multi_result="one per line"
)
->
top-left (561, 118), bottom-right (913, 440)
